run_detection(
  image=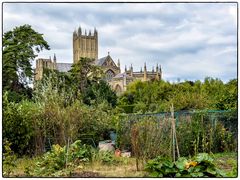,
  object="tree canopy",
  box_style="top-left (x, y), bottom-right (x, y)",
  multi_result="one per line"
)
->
top-left (117, 77), bottom-right (237, 113)
top-left (3, 24), bottom-right (50, 101)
